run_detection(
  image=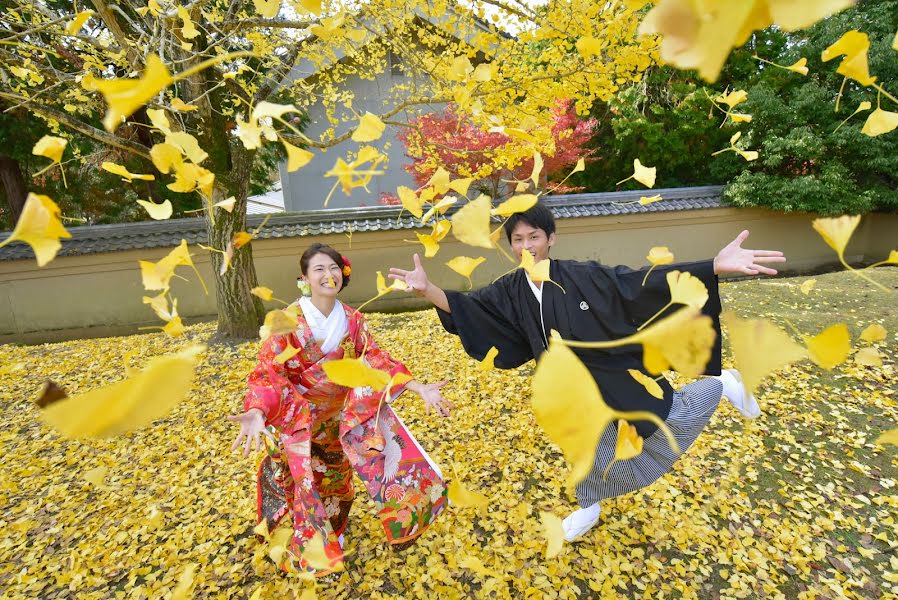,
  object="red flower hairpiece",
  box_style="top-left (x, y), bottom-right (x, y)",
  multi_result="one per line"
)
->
top-left (341, 255), bottom-right (351, 277)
